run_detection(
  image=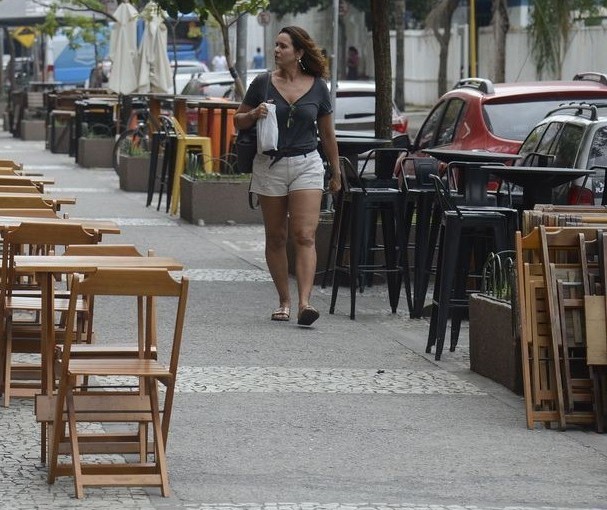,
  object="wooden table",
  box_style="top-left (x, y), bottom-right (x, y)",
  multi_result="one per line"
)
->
top-left (0, 192), bottom-right (75, 203)
top-left (14, 255), bottom-right (183, 462)
top-left (0, 217), bottom-right (120, 235)
top-left (422, 148), bottom-right (521, 206)
top-left (0, 175), bottom-right (54, 185)
top-left (13, 255), bottom-right (183, 397)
